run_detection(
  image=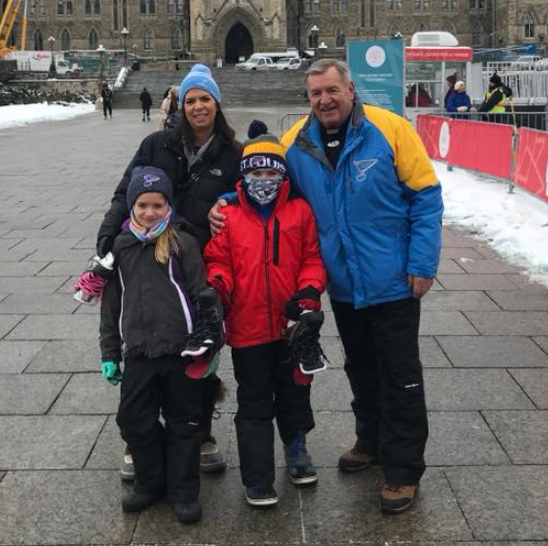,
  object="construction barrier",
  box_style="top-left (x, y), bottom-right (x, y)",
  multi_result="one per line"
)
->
top-left (416, 115), bottom-right (514, 179)
top-left (513, 128), bottom-right (548, 203)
